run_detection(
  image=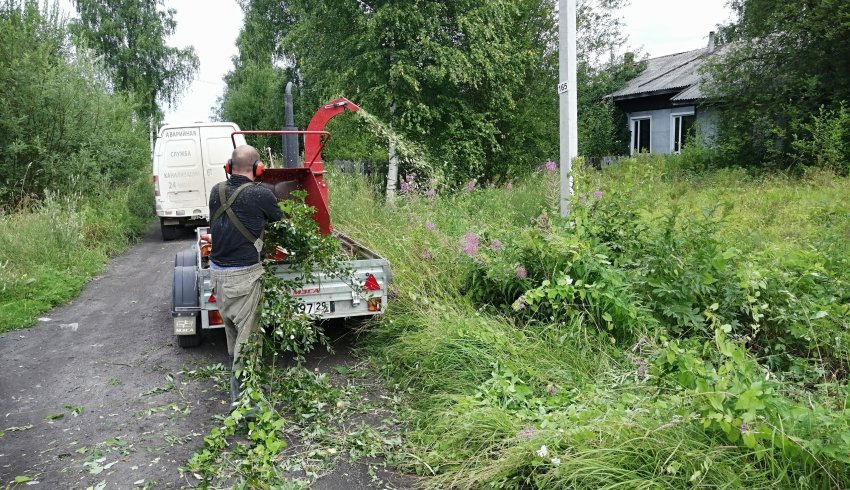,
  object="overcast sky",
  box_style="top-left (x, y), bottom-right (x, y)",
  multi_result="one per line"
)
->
top-left (58, 0), bottom-right (734, 124)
